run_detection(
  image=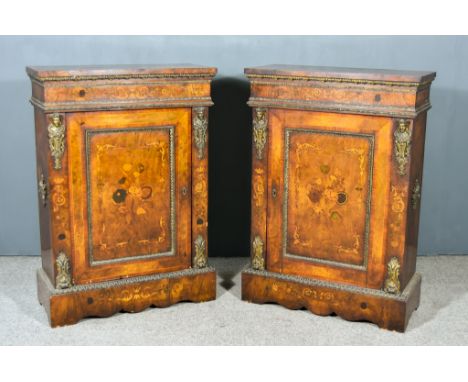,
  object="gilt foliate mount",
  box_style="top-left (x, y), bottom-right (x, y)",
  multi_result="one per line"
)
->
top-left (55, 251), bottom-right (73, 289)
top-left (193, 235), bottom-right (207, 268)
top-left (252, 235), bottom-right (265, 271)
top-left (384, 257), bottom-right (401, 294)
